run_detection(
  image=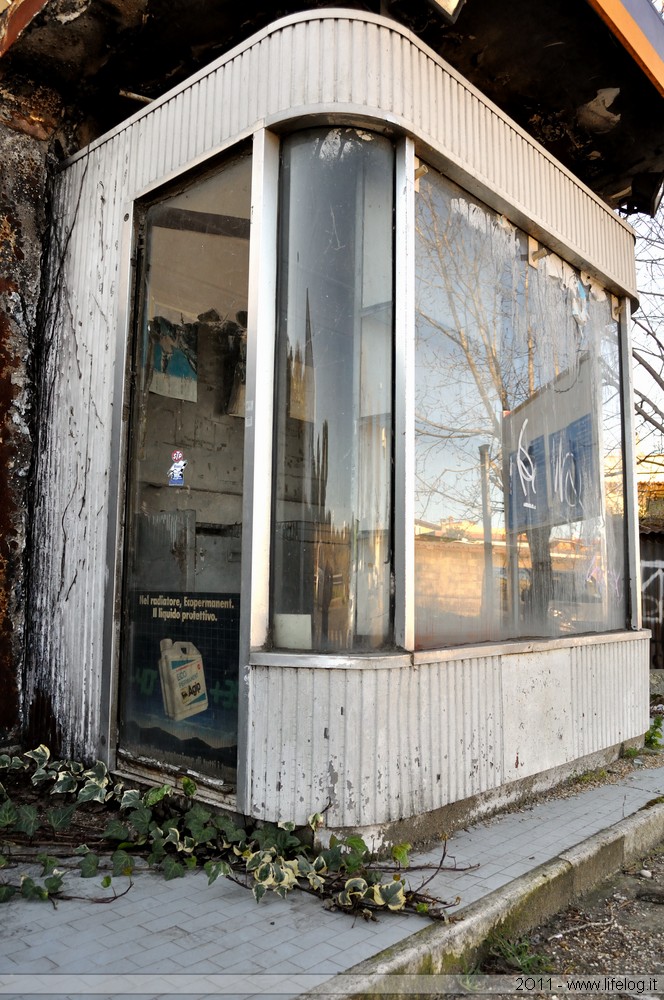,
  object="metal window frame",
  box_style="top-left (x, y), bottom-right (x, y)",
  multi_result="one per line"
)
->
top-left (237, 128), bottom-right (280, 808)
top-left (394, 137), bottom-right (416, 650)
top-left (619, 294), bottom-right (643, 631)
